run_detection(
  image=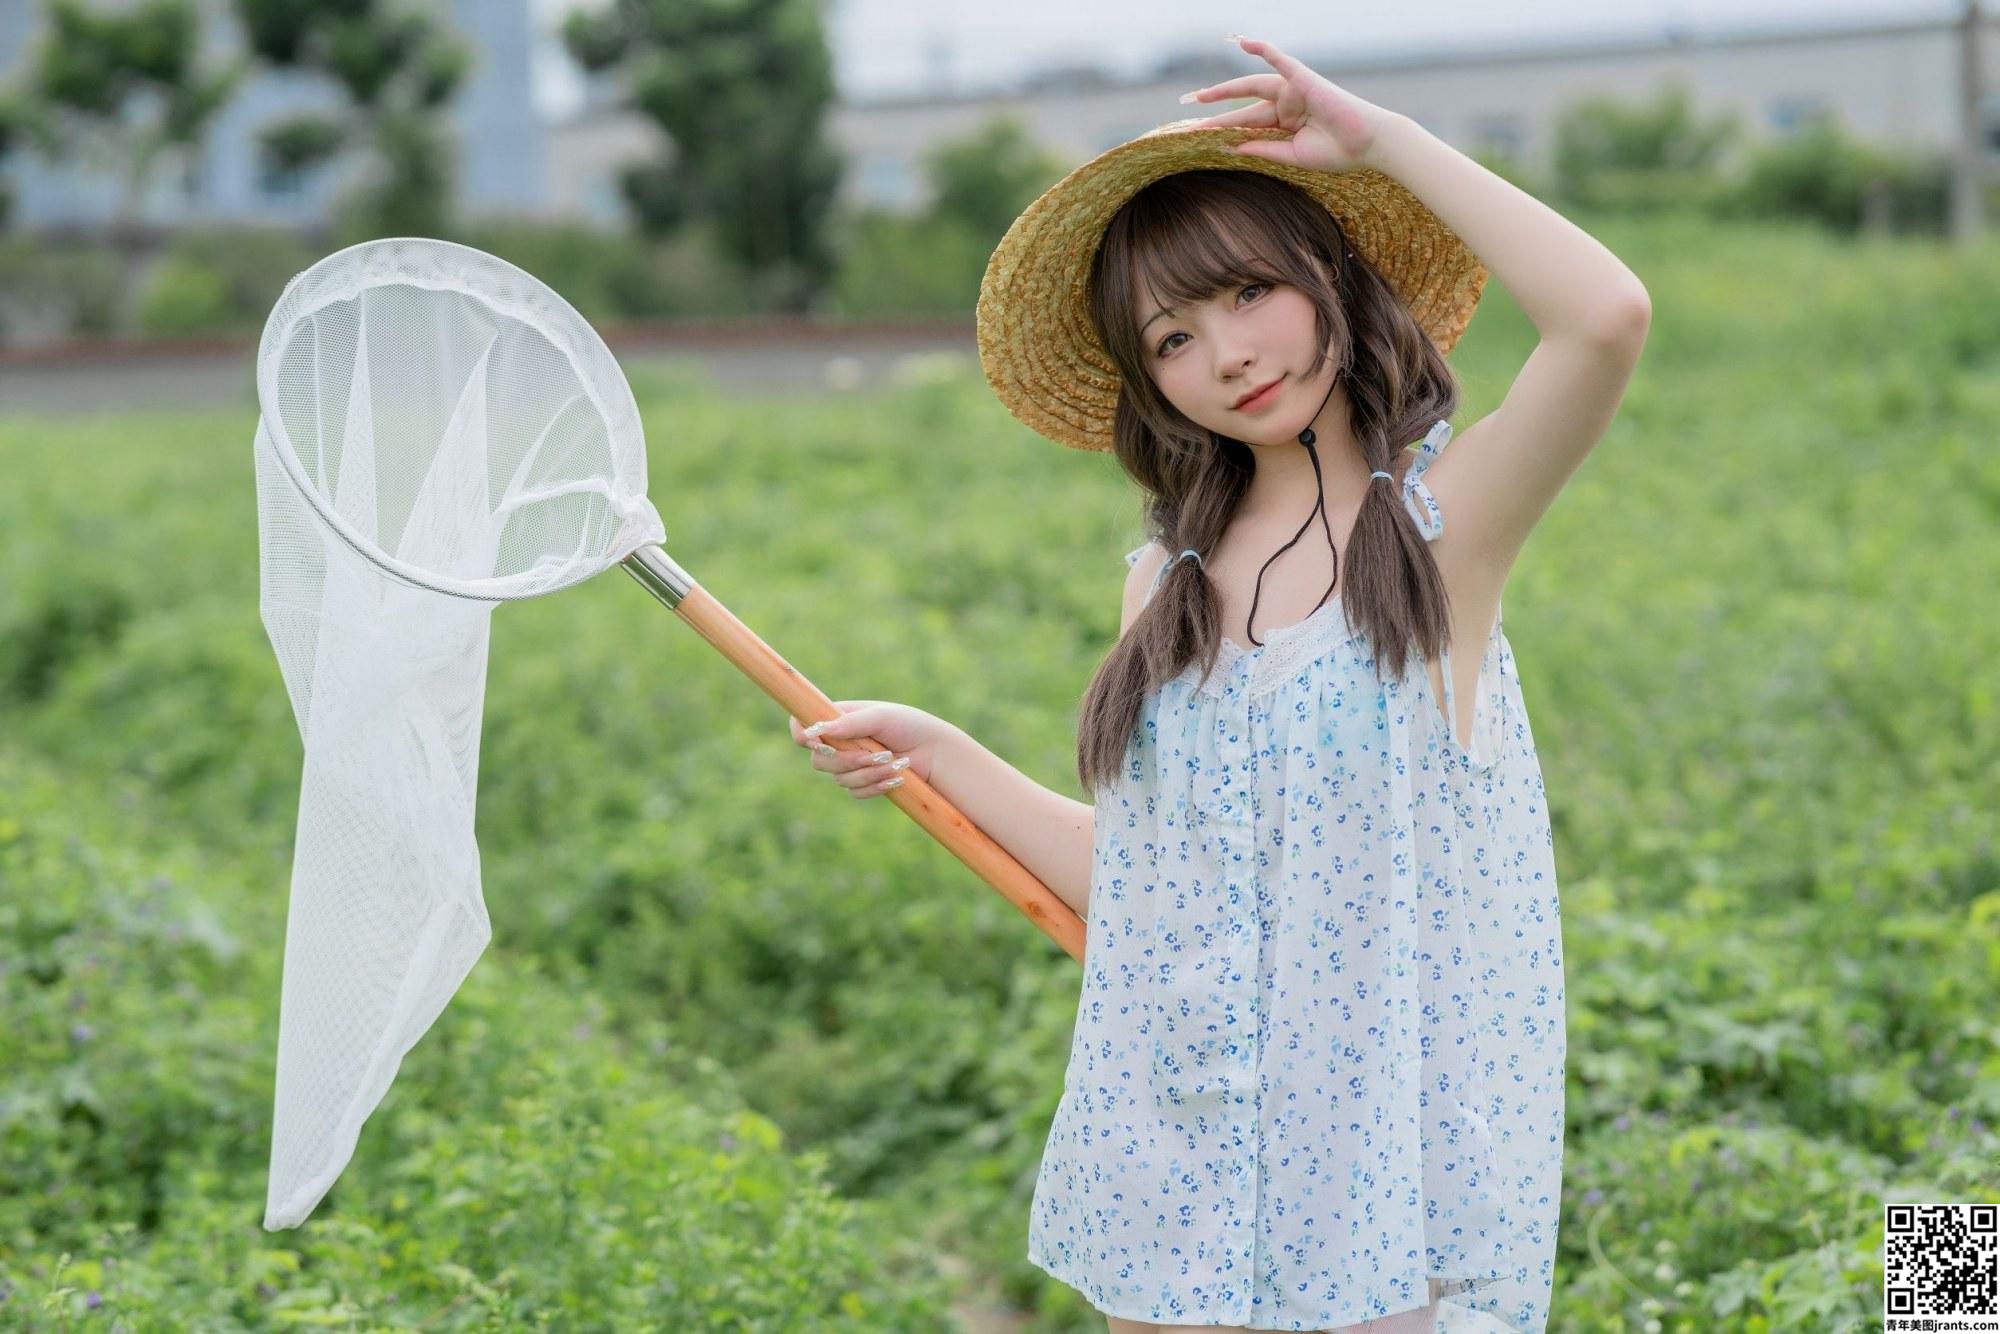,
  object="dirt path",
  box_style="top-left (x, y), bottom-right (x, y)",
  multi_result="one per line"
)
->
top-left (0, 320), bottom-right (977, 418)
